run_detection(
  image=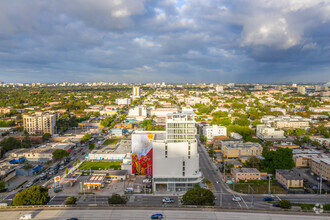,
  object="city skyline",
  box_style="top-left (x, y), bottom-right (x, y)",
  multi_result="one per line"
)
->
top-left (0, 1), bottom-right (330, 83)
